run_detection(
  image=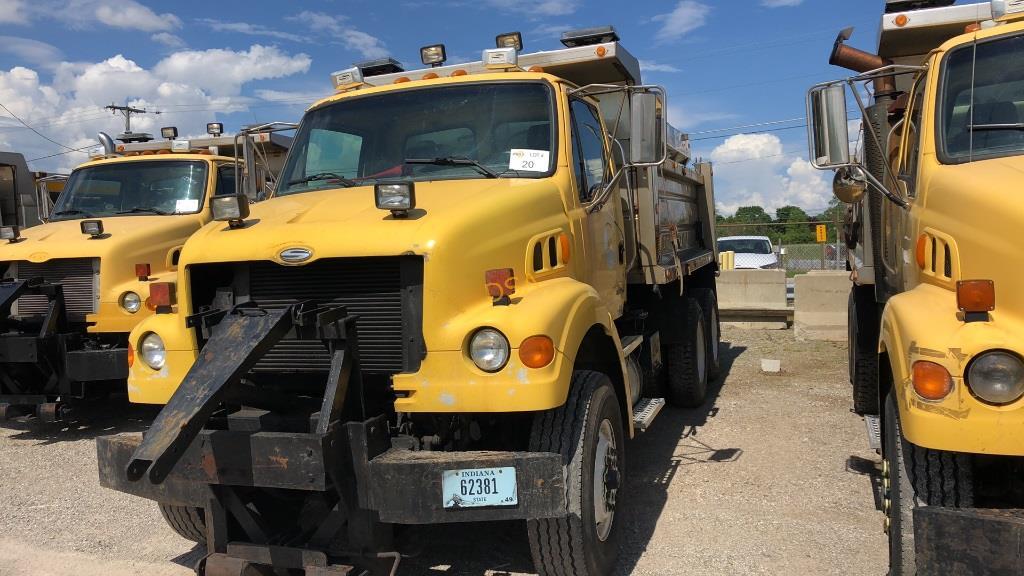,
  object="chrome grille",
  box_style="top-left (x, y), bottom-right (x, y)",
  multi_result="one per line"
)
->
top-left (12, 258), bottom-right (98, 318)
